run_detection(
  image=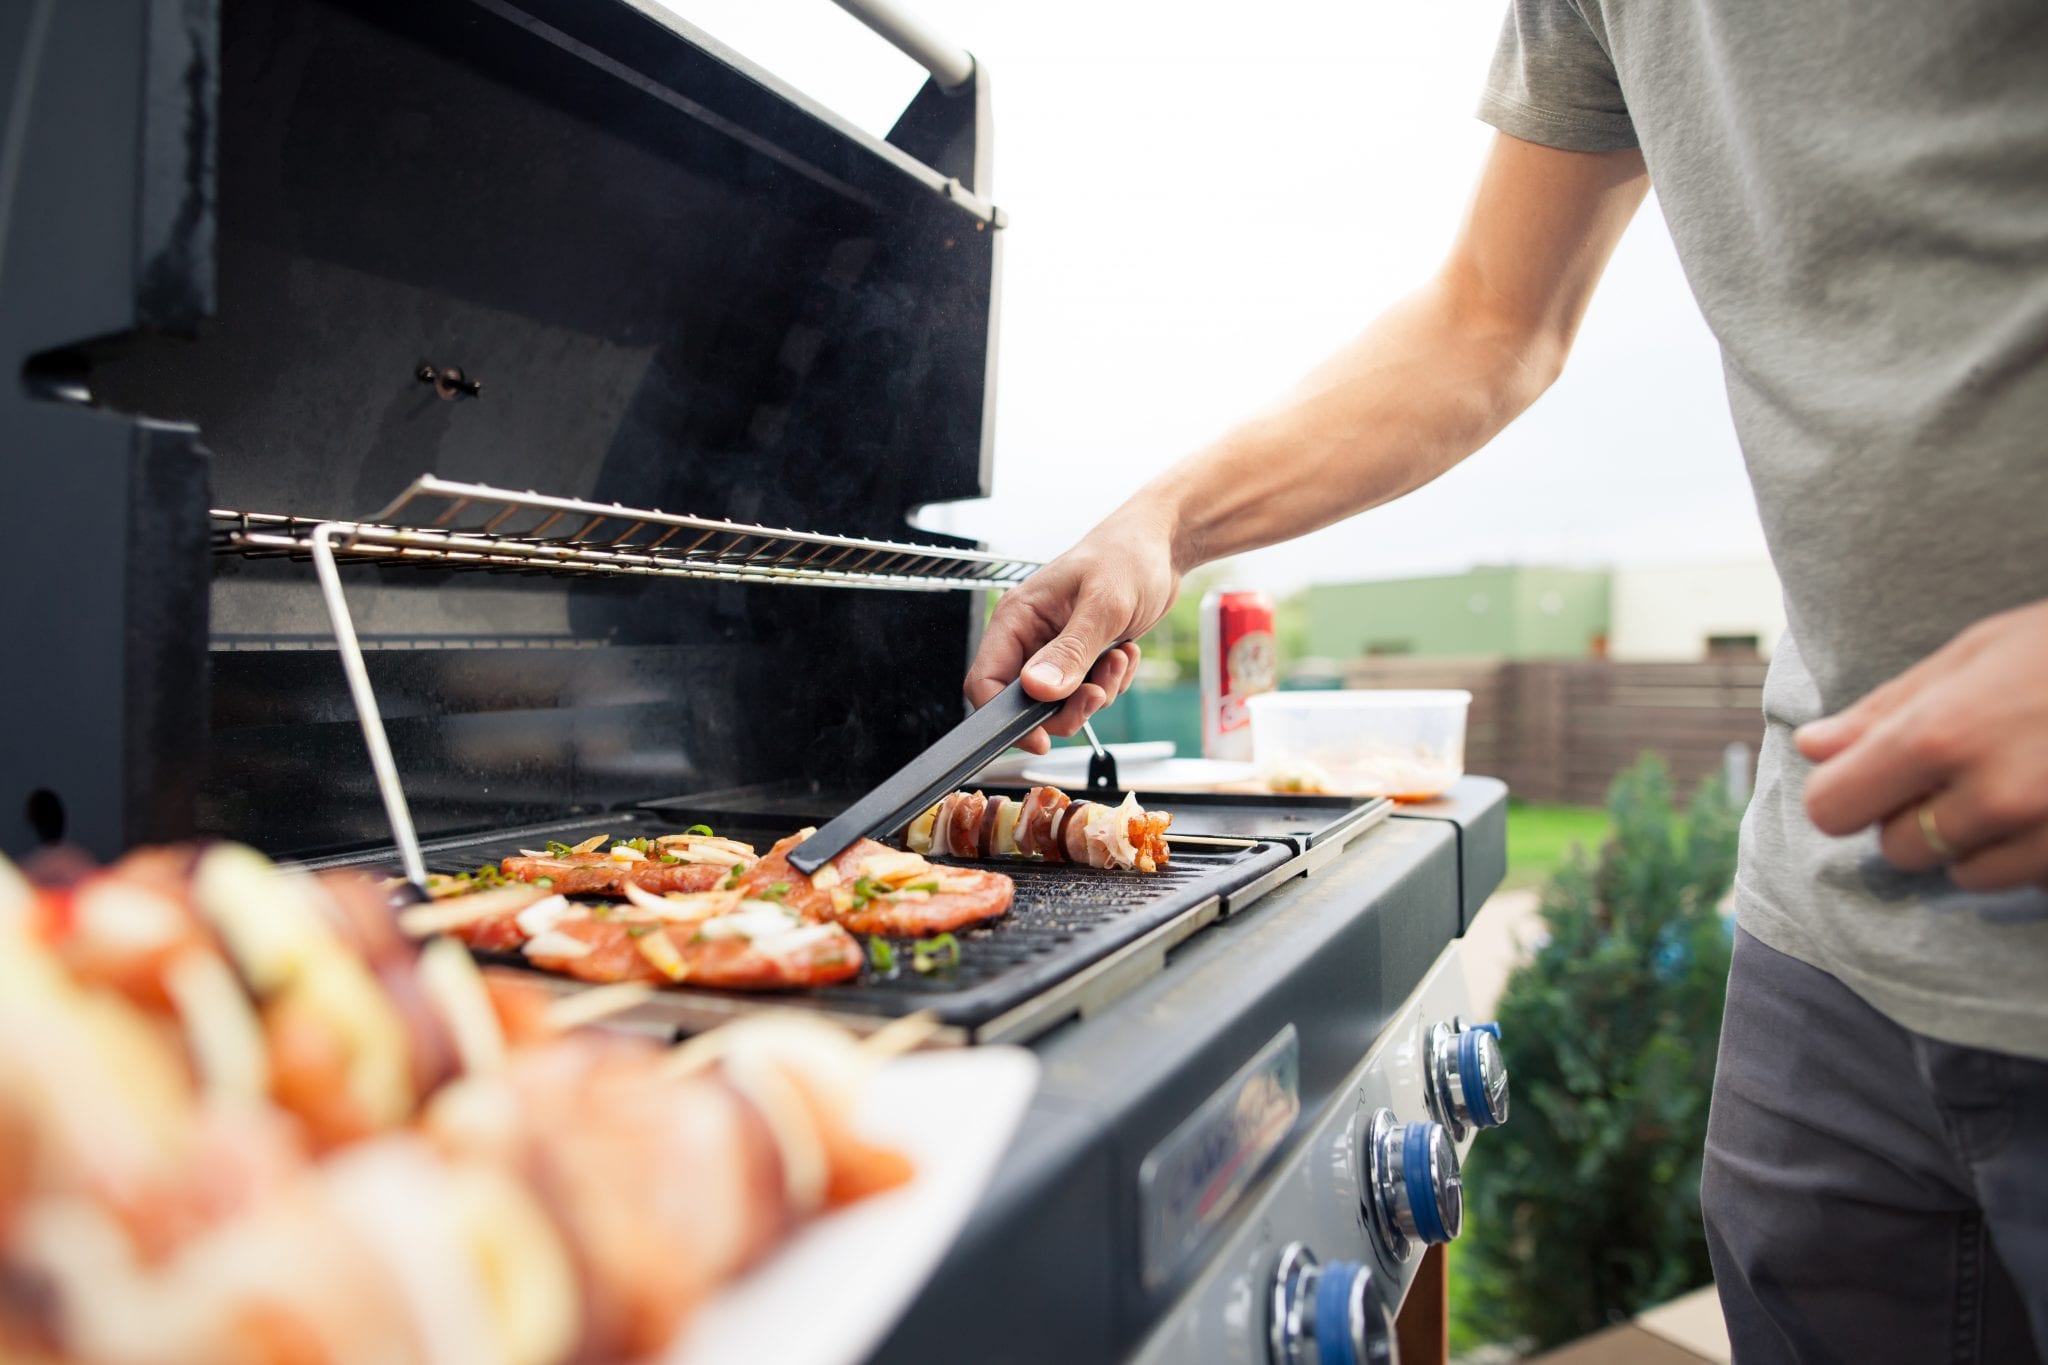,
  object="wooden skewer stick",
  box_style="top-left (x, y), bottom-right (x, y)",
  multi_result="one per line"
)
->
top-left (544, 981), bottom-right (657, 1034)
top-left (858, 1009), bottom-right (944, 1059)
top-left (662, 1007), bottom-right (947, 1081)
